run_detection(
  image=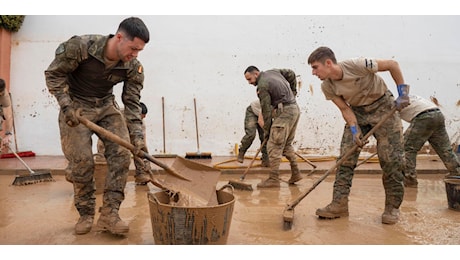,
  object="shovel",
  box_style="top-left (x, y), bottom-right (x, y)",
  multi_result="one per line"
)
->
top-left (282, 107), bottom-right (397, 230)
